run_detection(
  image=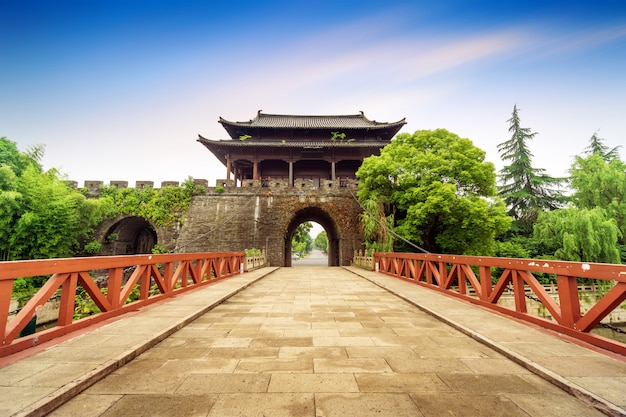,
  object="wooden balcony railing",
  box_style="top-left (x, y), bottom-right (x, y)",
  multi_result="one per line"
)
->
top-left (1, 252), bottom-right (245, 357)
top-left (374, 252), bottom-right (626, 356)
